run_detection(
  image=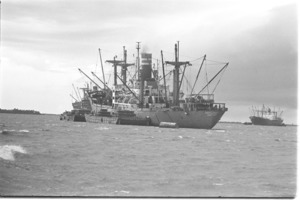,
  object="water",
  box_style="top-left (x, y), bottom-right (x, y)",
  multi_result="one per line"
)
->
top-left (0, 113), bottom-right (296, 197)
